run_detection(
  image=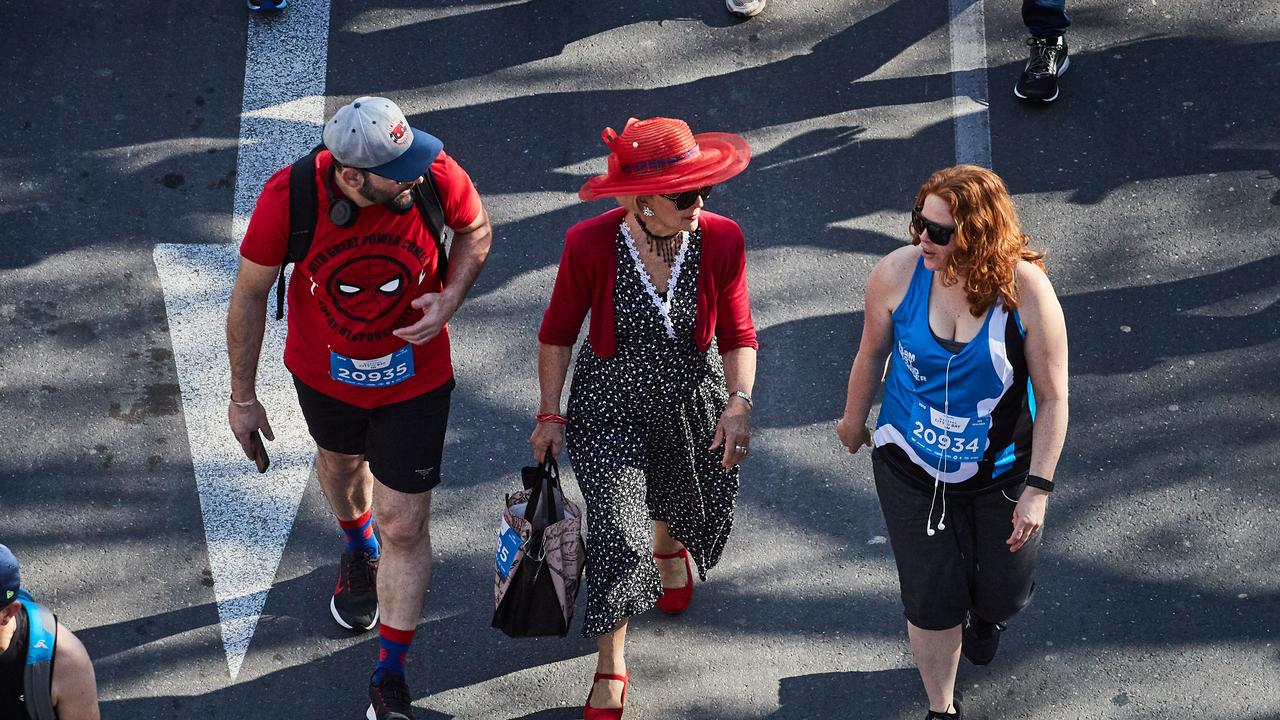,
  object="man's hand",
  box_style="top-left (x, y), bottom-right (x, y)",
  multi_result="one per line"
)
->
top-left (393, 292), bottom-right (459, 345)
top-left (228, 400), bottom-right (275, 460)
